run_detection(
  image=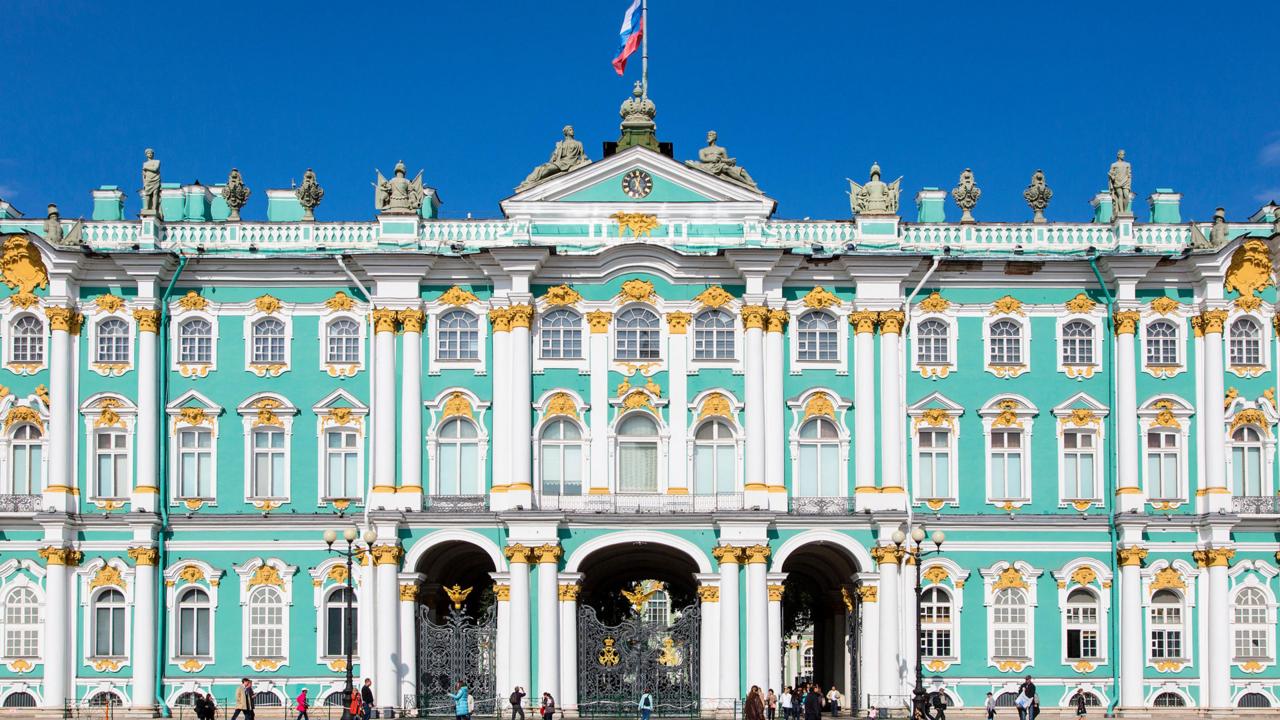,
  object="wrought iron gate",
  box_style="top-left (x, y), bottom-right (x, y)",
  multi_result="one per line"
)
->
top-left (578, 603), bottom-right (700, 715)
top-left (846, 591), bottom-right (861, 714)
top-left (417, 606), bottom-right (497, 715)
